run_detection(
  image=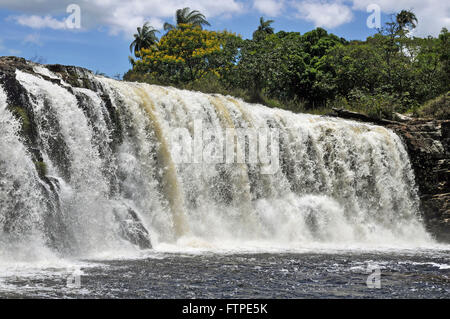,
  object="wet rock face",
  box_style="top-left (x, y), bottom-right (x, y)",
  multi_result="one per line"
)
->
top-left (387, 120), bottom-right (450, 242)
